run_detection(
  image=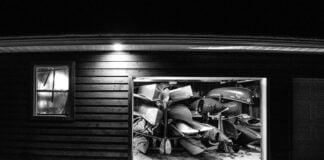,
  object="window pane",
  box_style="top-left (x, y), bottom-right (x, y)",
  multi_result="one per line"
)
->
top-left (36, 66), bottom-right (69, 91)
top-left (36, 92), bottom-right (69, 115)
top-left (36, 67), bottom-right (54, 90)
top-left (54, 66), bottom-right (69, 90)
